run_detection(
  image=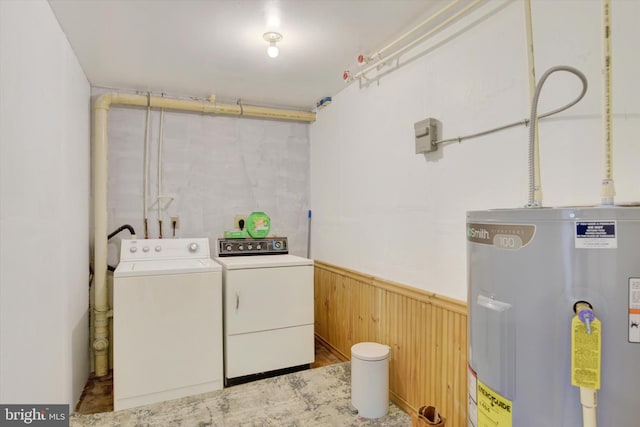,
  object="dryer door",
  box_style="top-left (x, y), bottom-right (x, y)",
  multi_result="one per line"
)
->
top-left (224, 265), bottom-right (313, 335)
